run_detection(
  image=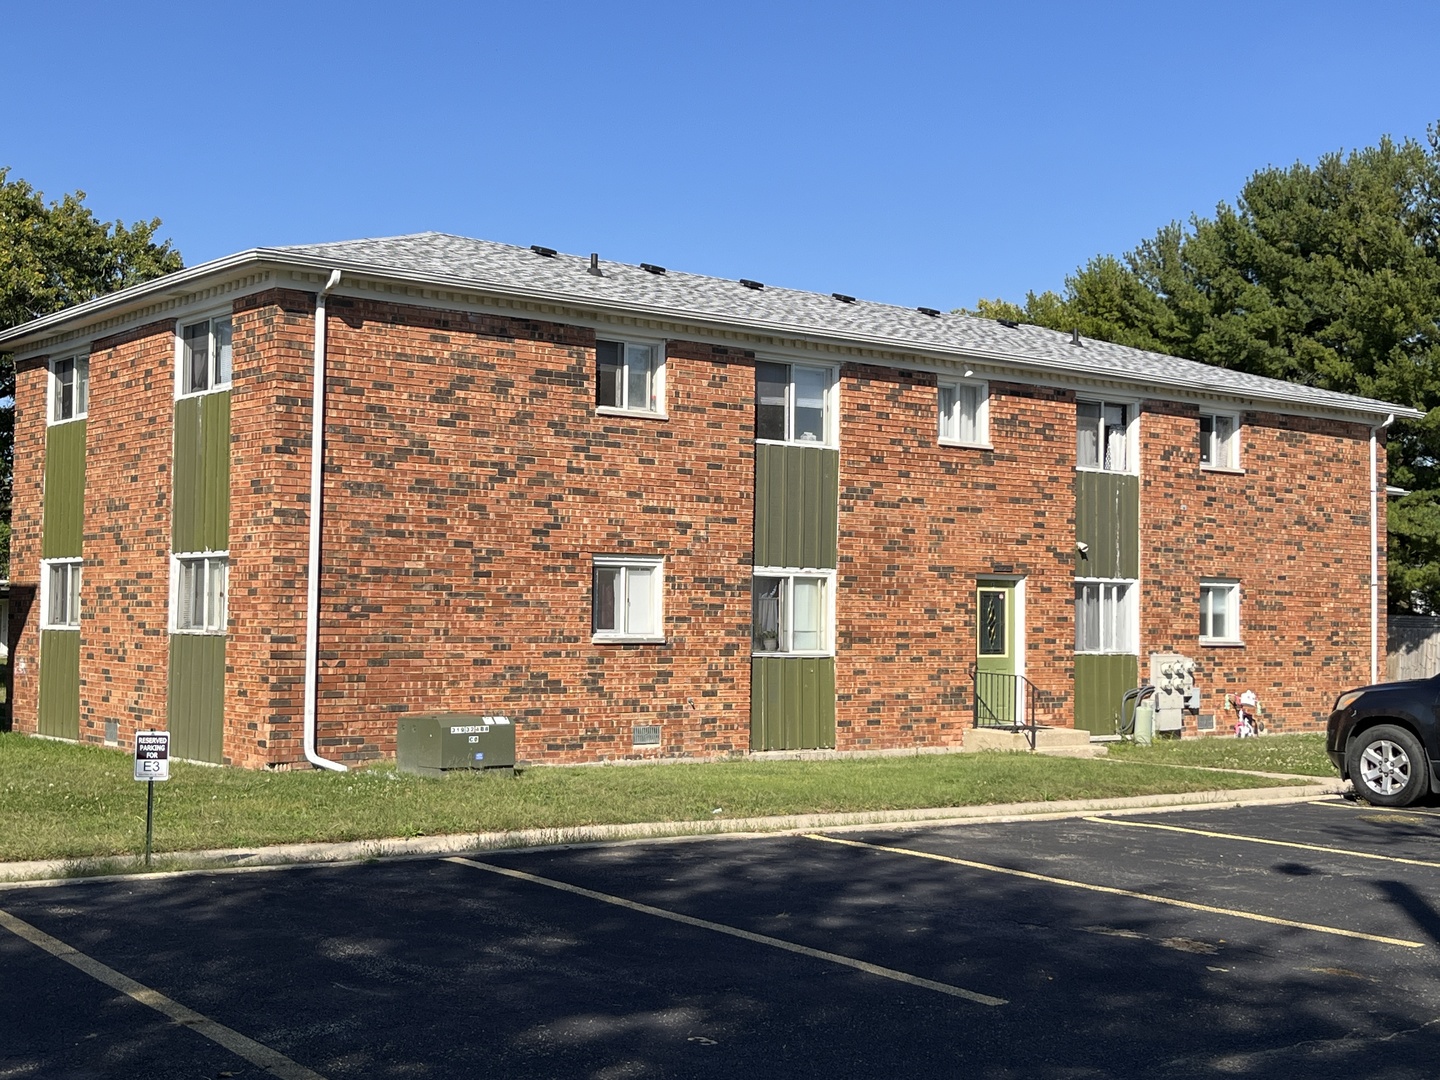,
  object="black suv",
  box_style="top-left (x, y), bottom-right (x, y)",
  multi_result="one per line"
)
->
top-left (1327, 675), bottom-right (1440, 806)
